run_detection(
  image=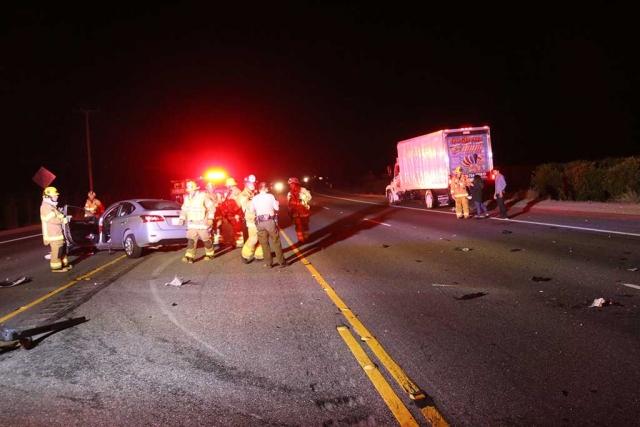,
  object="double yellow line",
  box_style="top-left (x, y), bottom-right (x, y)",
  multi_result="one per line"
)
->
top-left (280, 231), bottom-right (450, 426)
